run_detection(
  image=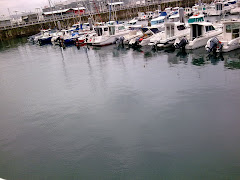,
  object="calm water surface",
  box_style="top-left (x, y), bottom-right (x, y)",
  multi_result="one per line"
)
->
top-left (0, 37), bottom-right (240, 180)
